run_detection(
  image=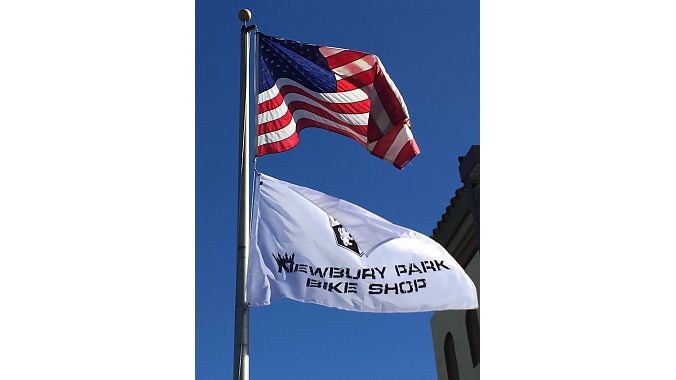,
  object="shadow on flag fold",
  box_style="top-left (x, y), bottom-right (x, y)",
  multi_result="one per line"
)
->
top-left (247, 173), bottom-right (478, 313)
